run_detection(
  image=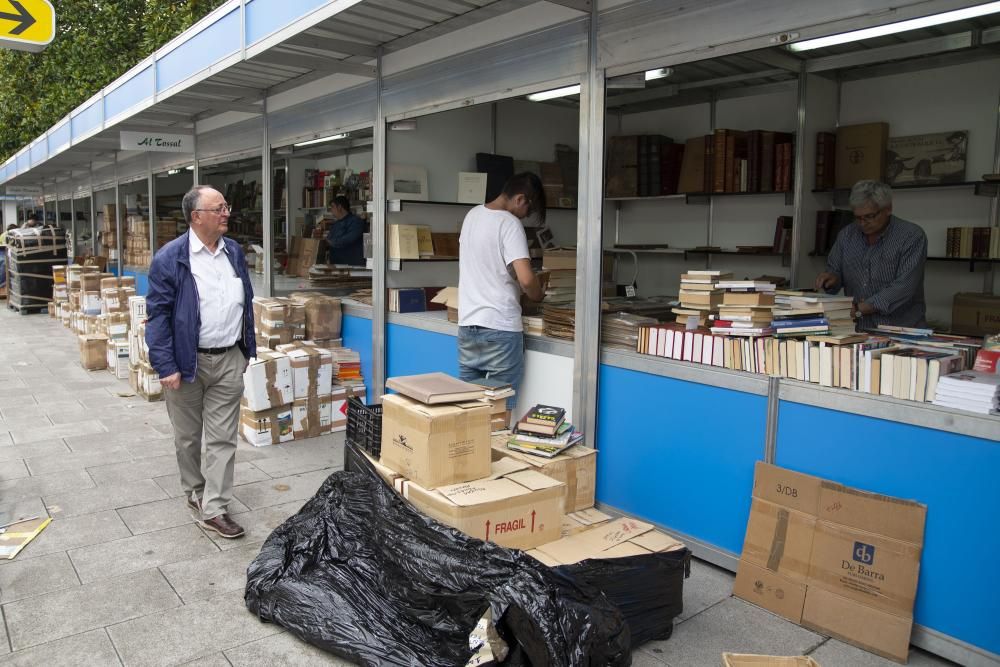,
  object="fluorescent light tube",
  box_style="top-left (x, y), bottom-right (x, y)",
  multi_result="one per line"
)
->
top-left (167, 169), bottom-right (181, 175)
top-left (527, 85), bottom-right (581, 102)
top-left (294, 133), bottom-right (348, 147)
top-left (645, 67), bottom-right (673, 81)
top-left (789, 2), bottom-right (1000, 51)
